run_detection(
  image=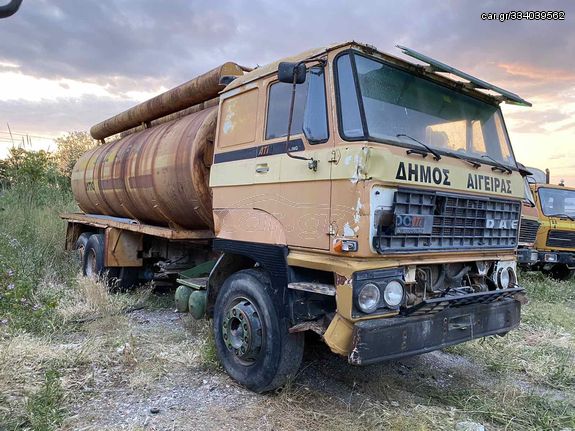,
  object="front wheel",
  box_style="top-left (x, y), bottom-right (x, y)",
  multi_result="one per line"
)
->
top-left (213, 269), bottom-right (304, 393)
